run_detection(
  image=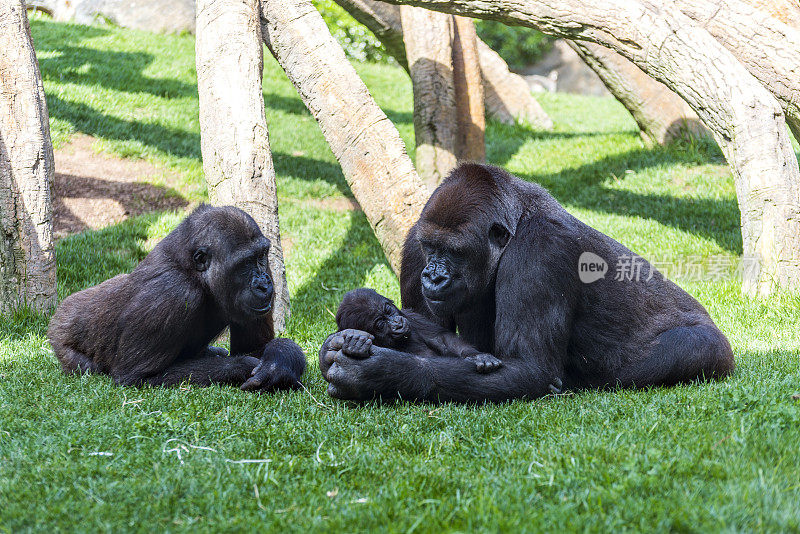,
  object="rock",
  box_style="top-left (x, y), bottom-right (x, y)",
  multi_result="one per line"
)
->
top-left (26, 0), bottom-right (196, 34)
top-left (522, 39), bottom-right (610, 96)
